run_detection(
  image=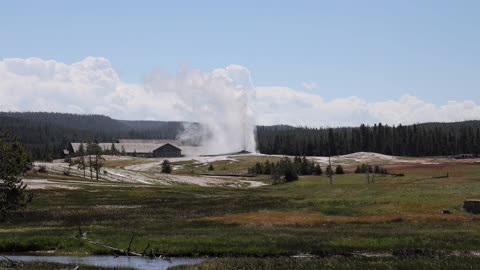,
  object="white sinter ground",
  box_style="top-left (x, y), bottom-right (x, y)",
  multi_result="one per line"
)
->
top-left (29, 152), bottom-right (442, 189)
